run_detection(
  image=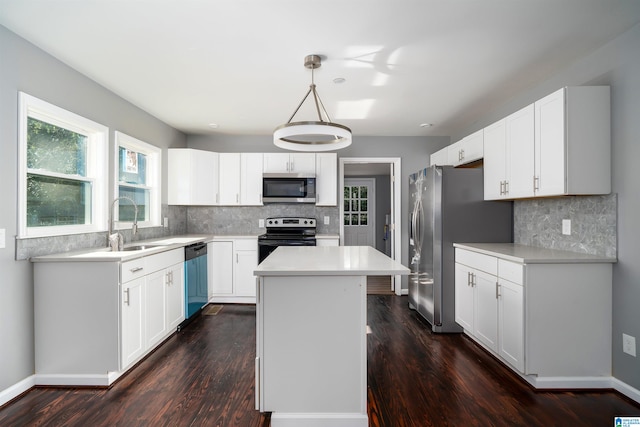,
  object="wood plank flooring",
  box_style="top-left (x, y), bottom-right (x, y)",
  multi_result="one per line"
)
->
top-left (1, 296), bottom-right (639, 426)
